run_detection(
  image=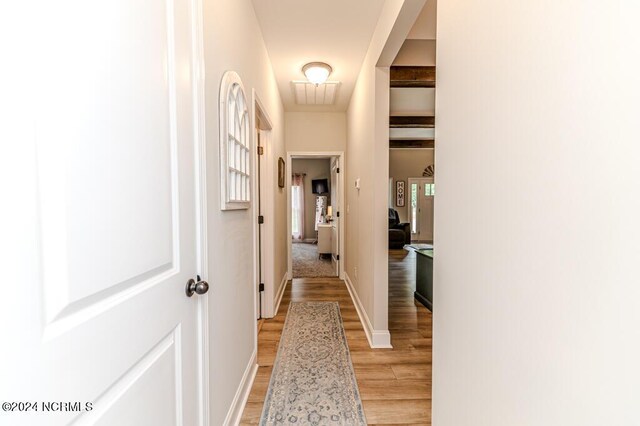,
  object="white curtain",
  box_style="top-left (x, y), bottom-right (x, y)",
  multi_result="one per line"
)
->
top-left (291, 174), bottom-right (305, 240)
